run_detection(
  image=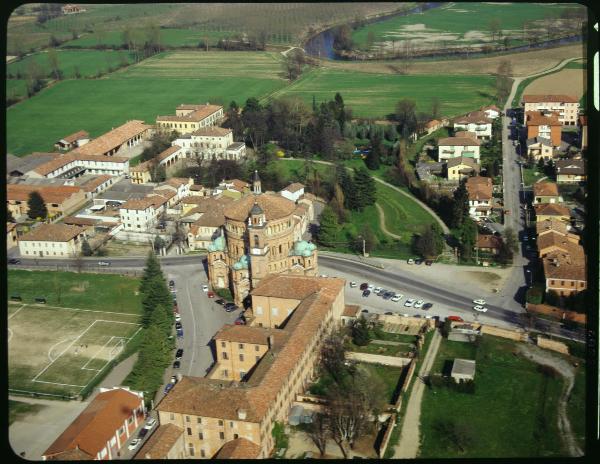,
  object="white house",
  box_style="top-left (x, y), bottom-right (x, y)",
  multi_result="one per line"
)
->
top-left (280, 182), bottom-right (305, 202)
top-left (119, 195), bottom-right (168, 232)
top-left (438, 135), bottom-right (481, 162)
top-left (480, 105), bottom-right (501, 119)
top-left (28, 154), bottom-right (129, 179)
top-left (18, 223), bottom-right (87, 258)
top-left (466, 176), bottom-right (493, 220)
top-left (522, 94), bottom-right (580, 126)
top-left (453, 111), bottom-right (493, 140)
